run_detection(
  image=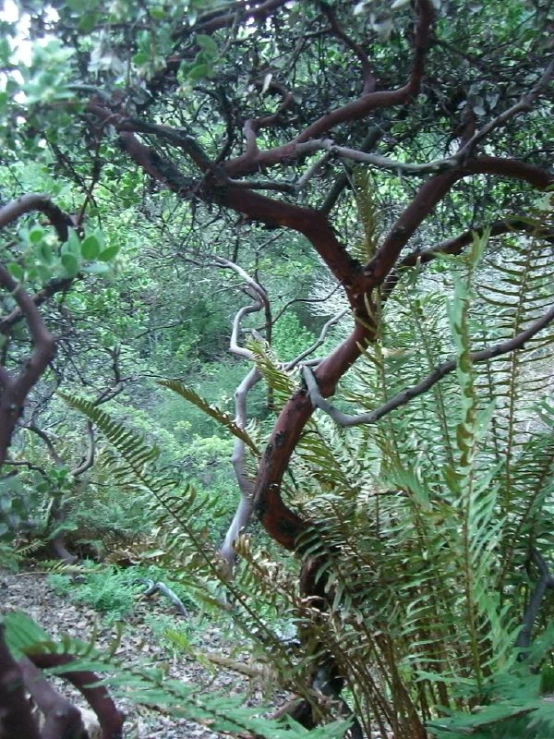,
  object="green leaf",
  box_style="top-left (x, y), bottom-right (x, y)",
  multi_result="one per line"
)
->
top-left (196, 34), bottom-right (218, 57)
top-left (78, 12), bottom-right (100, 33)
top-left (187, 64), bottom-right (210, 81)
top-left (64, 228), bottom-right (82, 258)
top-left (8, 263), bottom-right (24, 280)
top-left (29, 226), bottom-right (44, 244)
top-left (35, 264), bottom-right (53, 283)
top-left (81, 233), bottom-right (100, 261)
top-left (133, 51), bottom-right (151, 65)
top-left (82, 261), bottom-right (110, 275)
top-left (61, 252), bottom-right (80, 277)
top-left (38, 241), bottom-right (54, 264)
top-left (149, 7), bottom-right (167, 20)
top-left (98, 245), bottom-right (119, 262)
top-left (3, 611), bottom-right (50, 658)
